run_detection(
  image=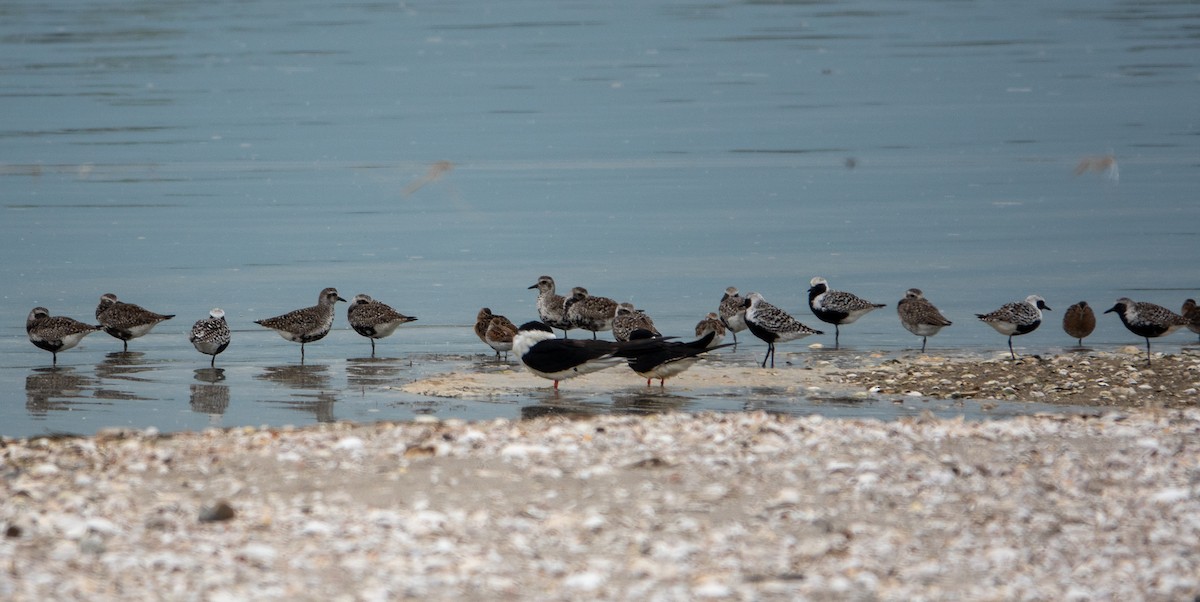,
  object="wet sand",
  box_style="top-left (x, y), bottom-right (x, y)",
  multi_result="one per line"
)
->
top-left (2, 351), bottom-right (1199, 600)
